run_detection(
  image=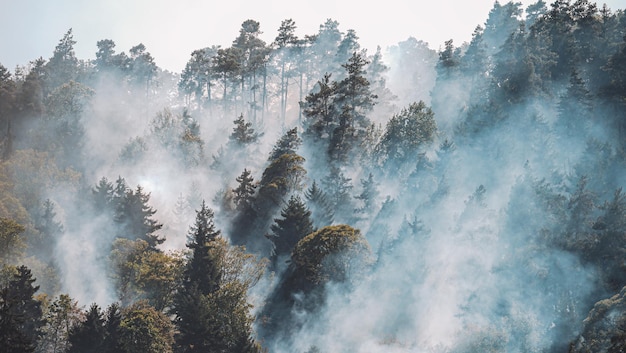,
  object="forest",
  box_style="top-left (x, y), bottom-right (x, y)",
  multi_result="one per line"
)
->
top-left (1, 0), bottom-right (626, 352)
